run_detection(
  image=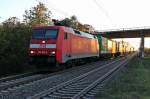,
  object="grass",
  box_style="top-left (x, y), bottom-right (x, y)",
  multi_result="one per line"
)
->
top-left (95, 57), bottom-right (150, 99)
top-left (144, 48), bottom-right (150, 57)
